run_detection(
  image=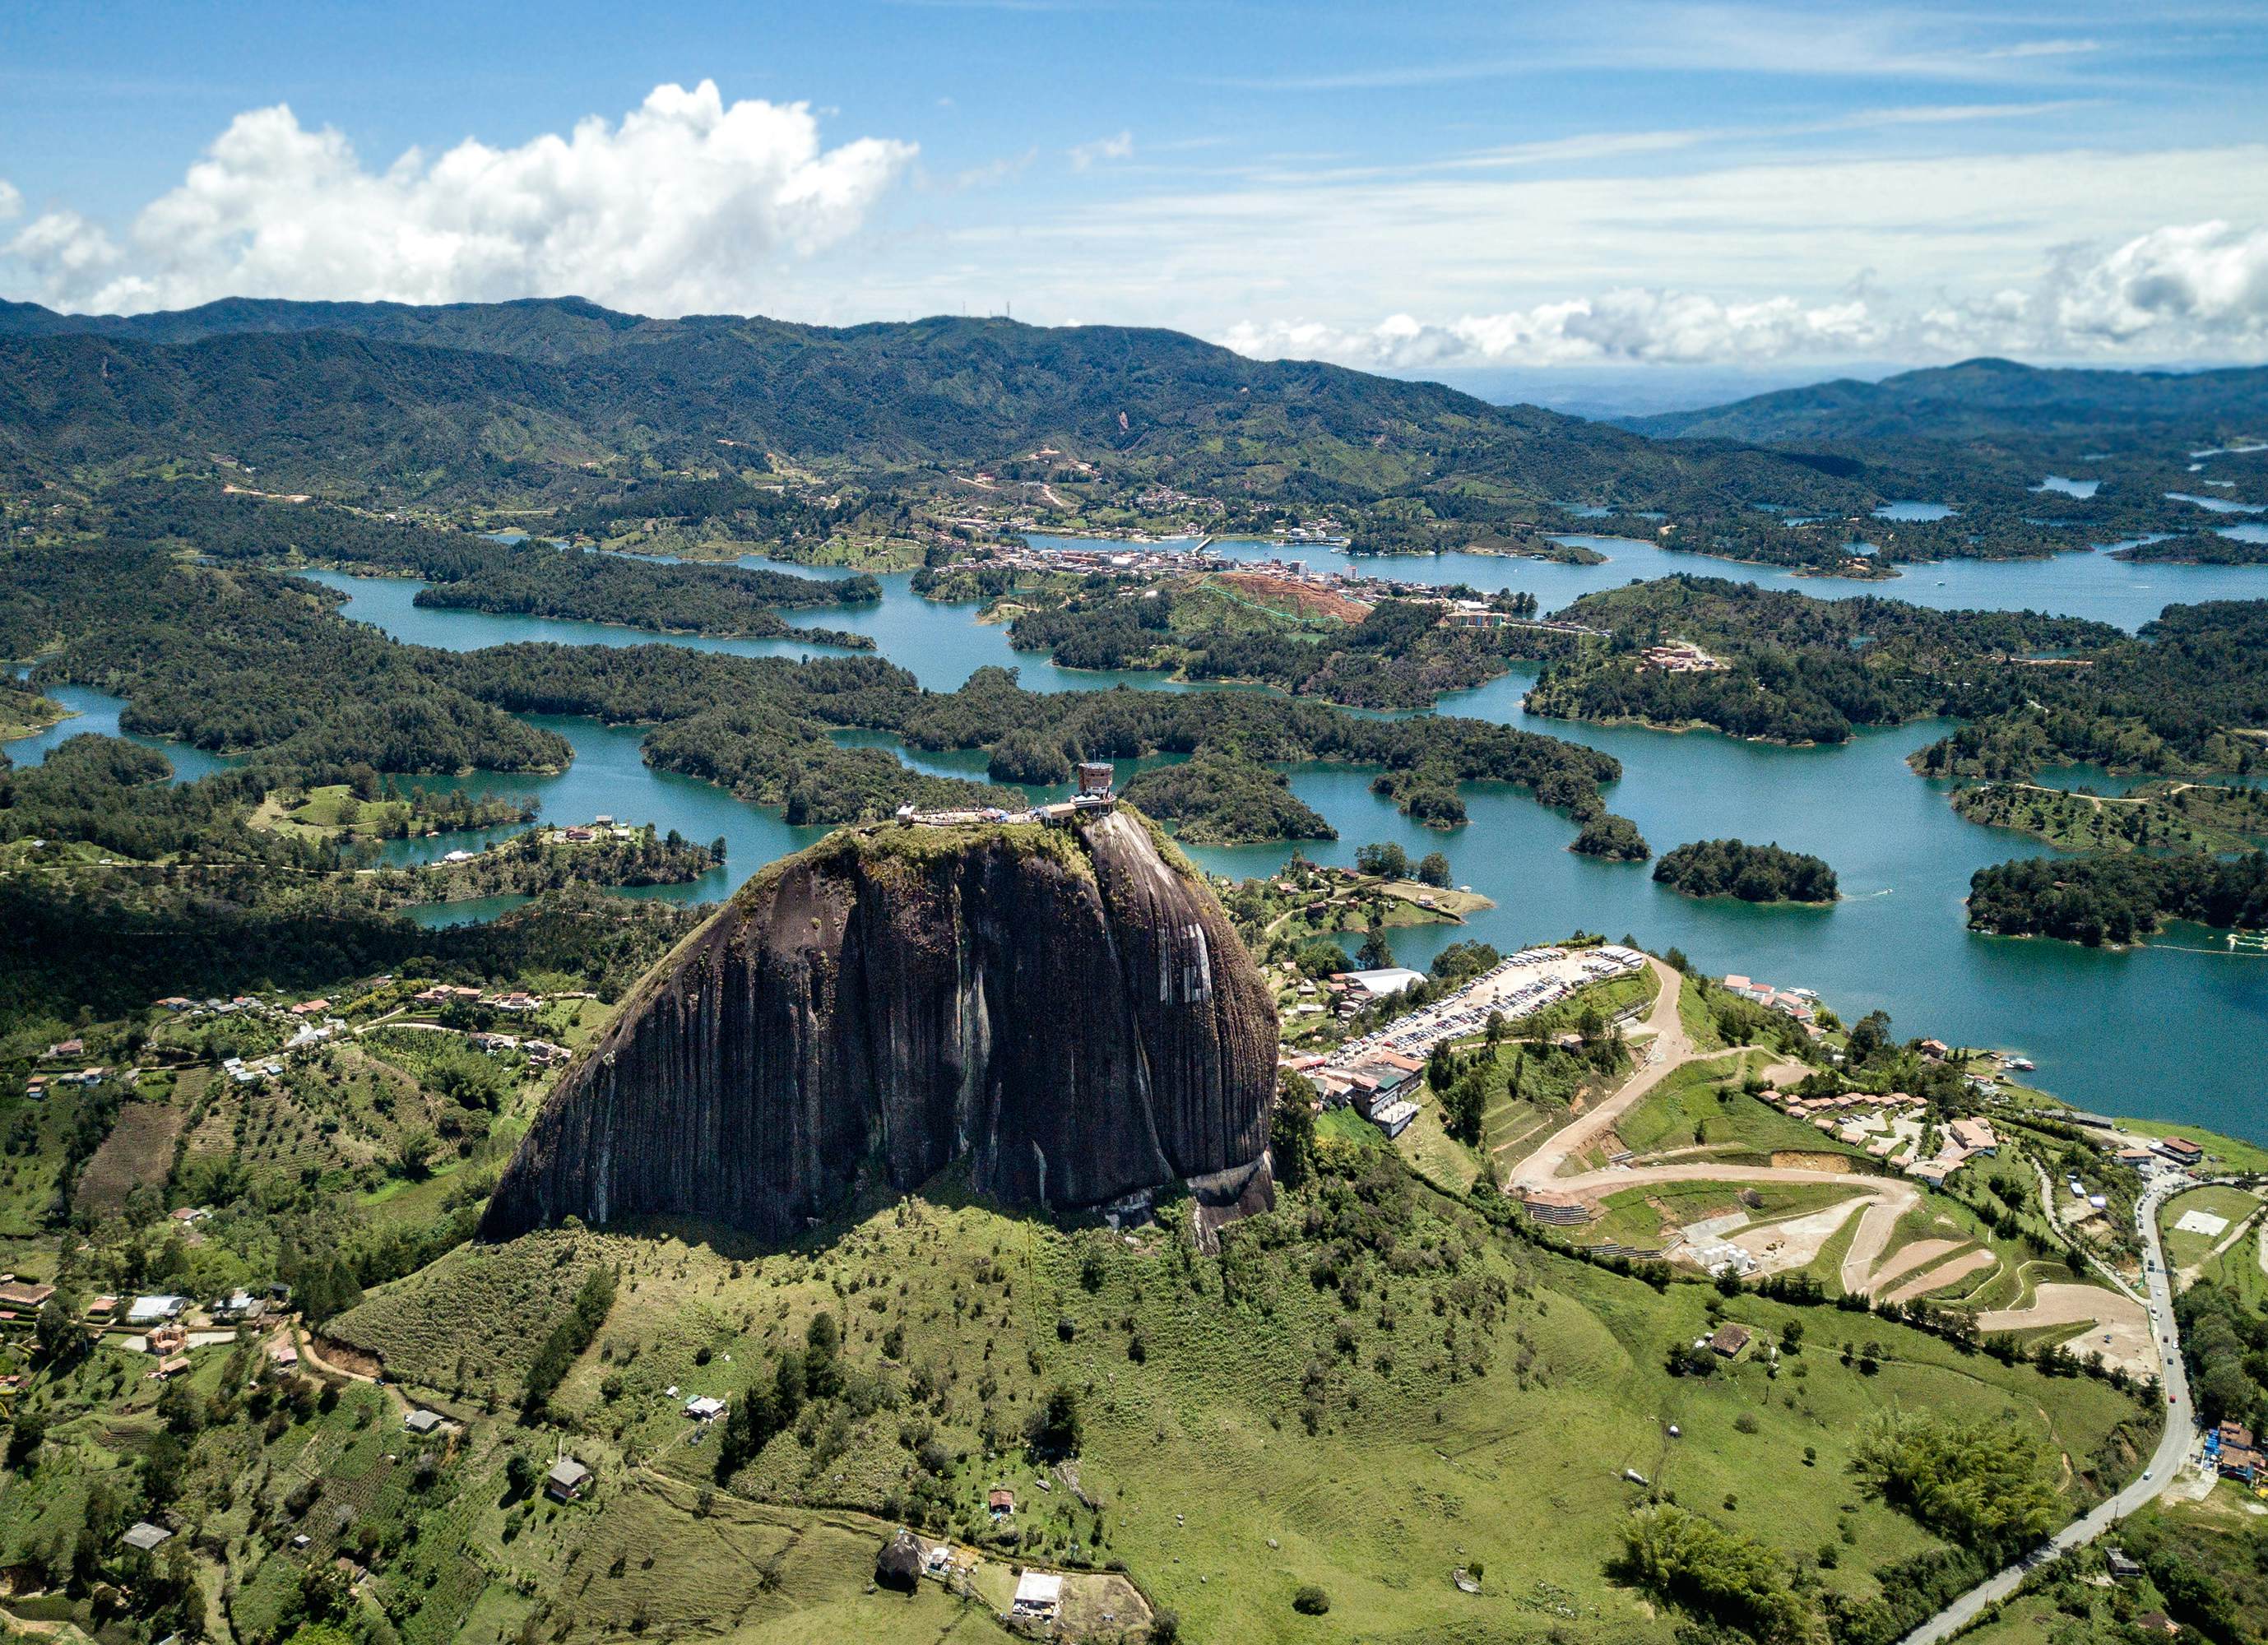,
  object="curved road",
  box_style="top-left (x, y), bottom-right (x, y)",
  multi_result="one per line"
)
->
top-left (1493, 962), bottom-right (2194, 1644)
top-left (1899, 1176), bottom-right (2193, 1645)
top-left (1508, 957), bottom-right (1699, 1189)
